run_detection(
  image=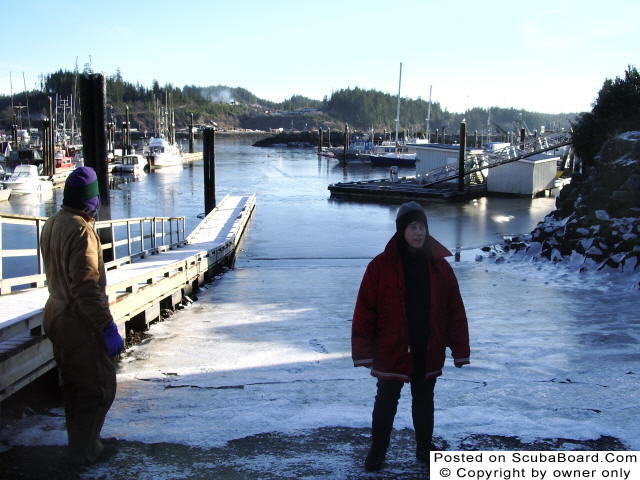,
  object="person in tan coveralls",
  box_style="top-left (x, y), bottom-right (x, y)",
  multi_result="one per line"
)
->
top-left (40, 167), bottom-right (123, 464)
